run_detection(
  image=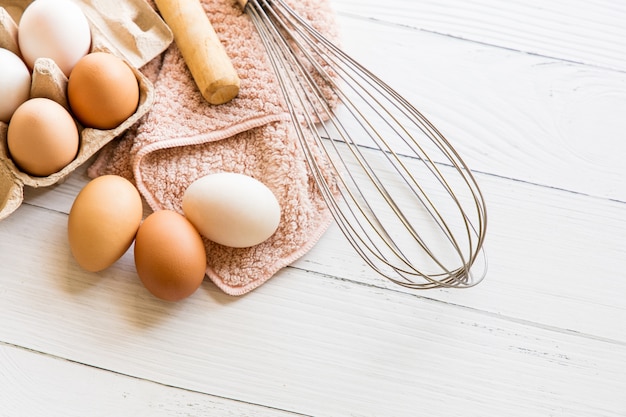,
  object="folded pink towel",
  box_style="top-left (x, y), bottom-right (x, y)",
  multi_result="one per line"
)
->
top-left (88, 0), bottom-right (338, 295)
